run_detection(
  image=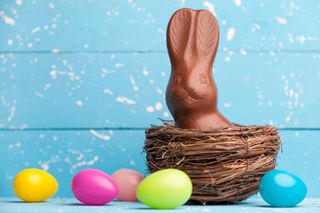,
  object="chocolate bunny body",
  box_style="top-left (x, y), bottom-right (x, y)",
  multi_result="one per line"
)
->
top-left (166, 8), bottom-right (233, 130)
